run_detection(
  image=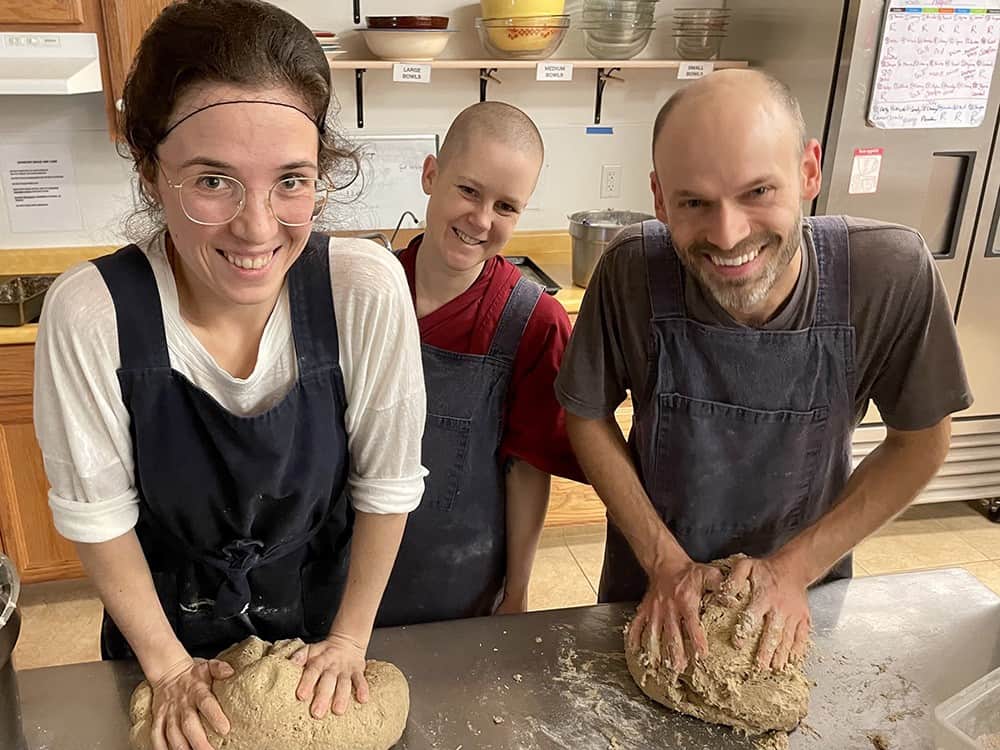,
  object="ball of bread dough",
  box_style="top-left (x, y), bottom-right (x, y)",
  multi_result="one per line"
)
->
top-left (129, 637), bottom-right (408, 750)
top-left (624, 556), bottom-right (810, 740)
